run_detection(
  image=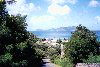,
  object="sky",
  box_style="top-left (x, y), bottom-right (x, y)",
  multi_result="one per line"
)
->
top-left (6, 0), bottom-right (100, 31)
